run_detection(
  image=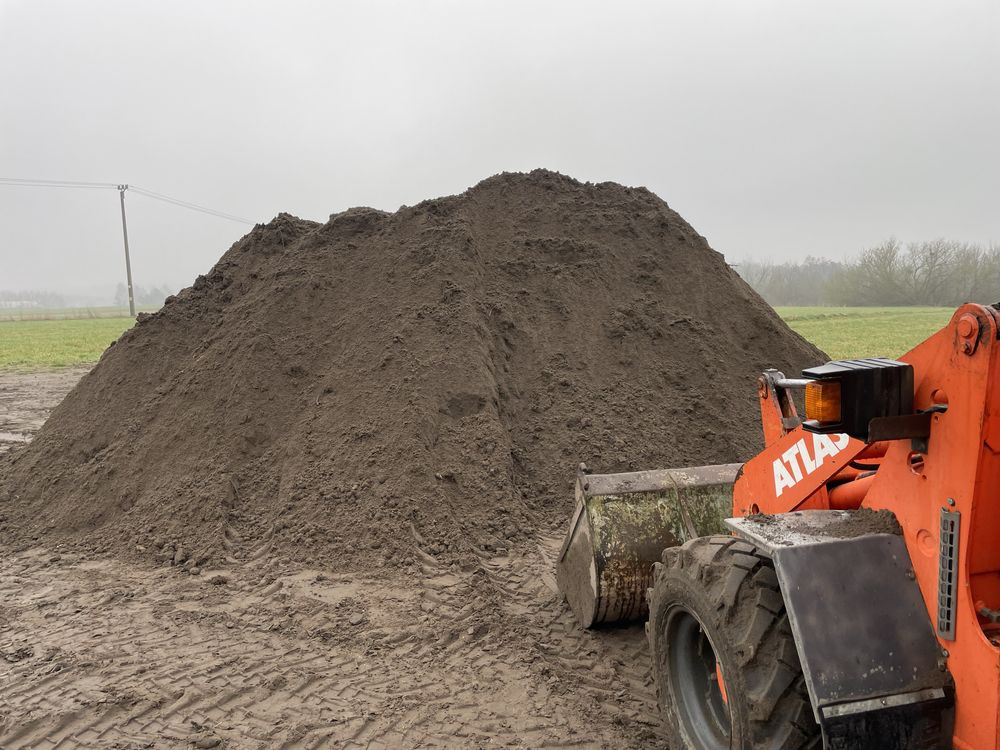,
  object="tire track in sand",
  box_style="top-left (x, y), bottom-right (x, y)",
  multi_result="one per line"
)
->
top-left (0, 539), bottom-right (660, 749)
